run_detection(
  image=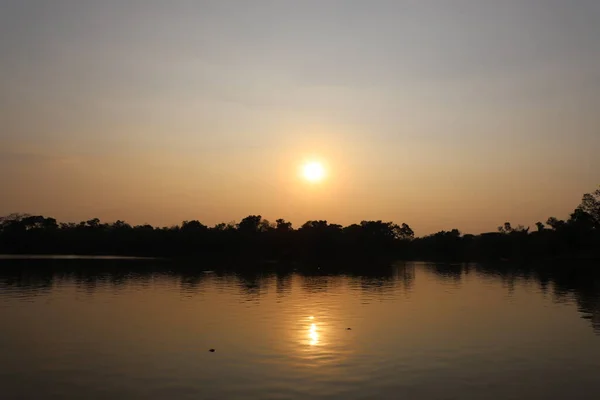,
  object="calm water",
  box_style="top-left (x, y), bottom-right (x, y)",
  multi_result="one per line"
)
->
top-left (1, 261), bottom-right (600, 400)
